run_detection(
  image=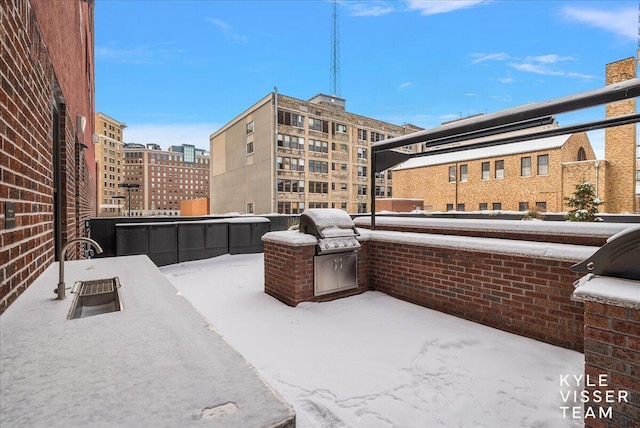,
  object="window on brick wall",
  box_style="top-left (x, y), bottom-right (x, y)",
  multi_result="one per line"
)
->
top-left (449, 166), bottom-right (456, 182)
top-left (460, 164), bottom-right (468, 182)
top-left (537, 154), bottom-right (549, 175)
top-left (481, 162), bottom-right (490, 180)
top-left (457, 203), bottom-right (465, 211)
top-left (495, 160), bottom-right (504, 179)
top-left (492, 202), bottom-right (502, 210)
top-left (519, 202), bottom-right (529, 211)
top-left (357, 129), bottom-right (367, 141)
top-left (446, 203), bottom-right (454, 211)
top-left (521, 157), bottom-right (531, 176)
top-left (536, 201), bottom-right (547, 211)
top-left (479, 202), bottom-right (488, 211)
